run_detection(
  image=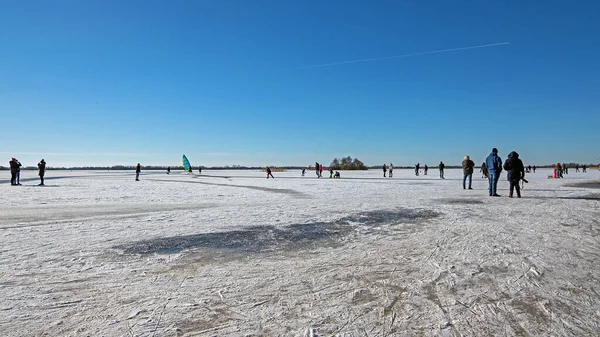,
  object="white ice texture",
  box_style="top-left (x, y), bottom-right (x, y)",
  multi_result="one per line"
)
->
top-left (1, 168), bottom-right (599, 336)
